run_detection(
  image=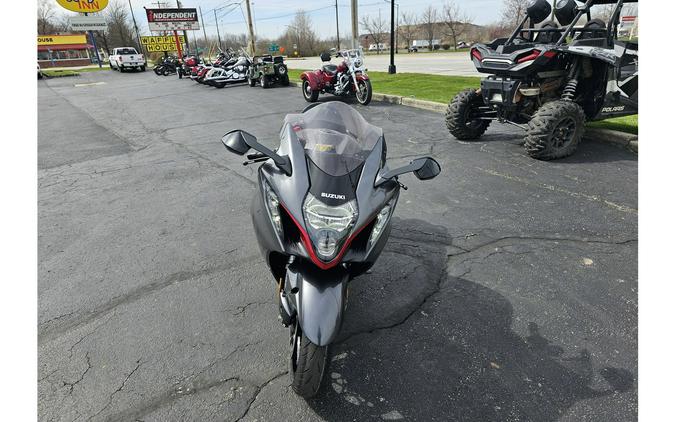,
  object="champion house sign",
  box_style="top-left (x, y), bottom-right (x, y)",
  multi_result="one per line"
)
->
top-left (145, 8), bottom-right (200, 31)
